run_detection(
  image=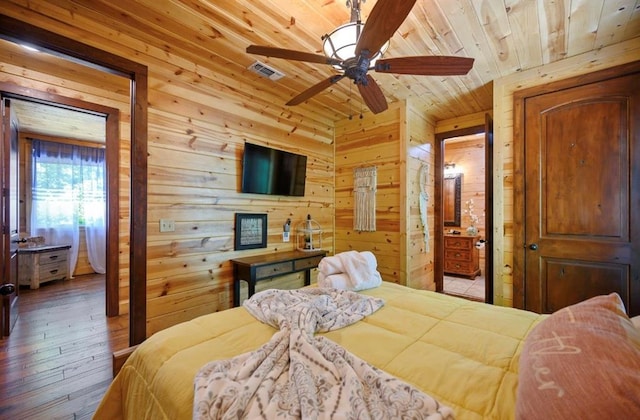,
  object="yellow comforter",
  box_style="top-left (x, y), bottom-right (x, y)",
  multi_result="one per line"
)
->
top-left (94, 282), bottom-right (544, 419)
